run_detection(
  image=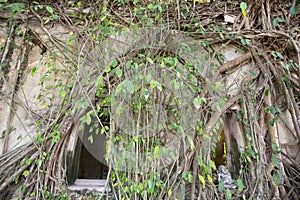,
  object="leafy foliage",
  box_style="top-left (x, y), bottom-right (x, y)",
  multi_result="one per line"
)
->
top-left (0, 0), bottom-right (299, 199)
